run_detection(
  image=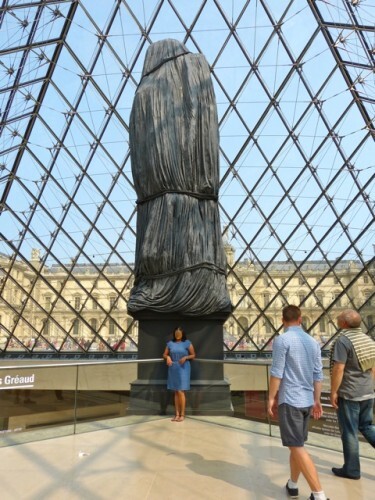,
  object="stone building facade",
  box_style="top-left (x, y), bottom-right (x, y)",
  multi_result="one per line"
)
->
top-left (0, 247), bottom-right (374, 354)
